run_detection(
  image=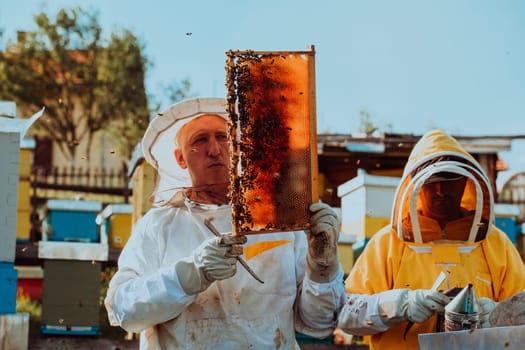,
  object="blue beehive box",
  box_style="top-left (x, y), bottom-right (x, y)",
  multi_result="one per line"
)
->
top-left (0, 262), bottom-right (18, 314)
top-left (494, 203), bottom-right (520, 244)
top-left (44, 200), bottom-right (102, 242)
top-left (495, 216), bottom-right (518, 244)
